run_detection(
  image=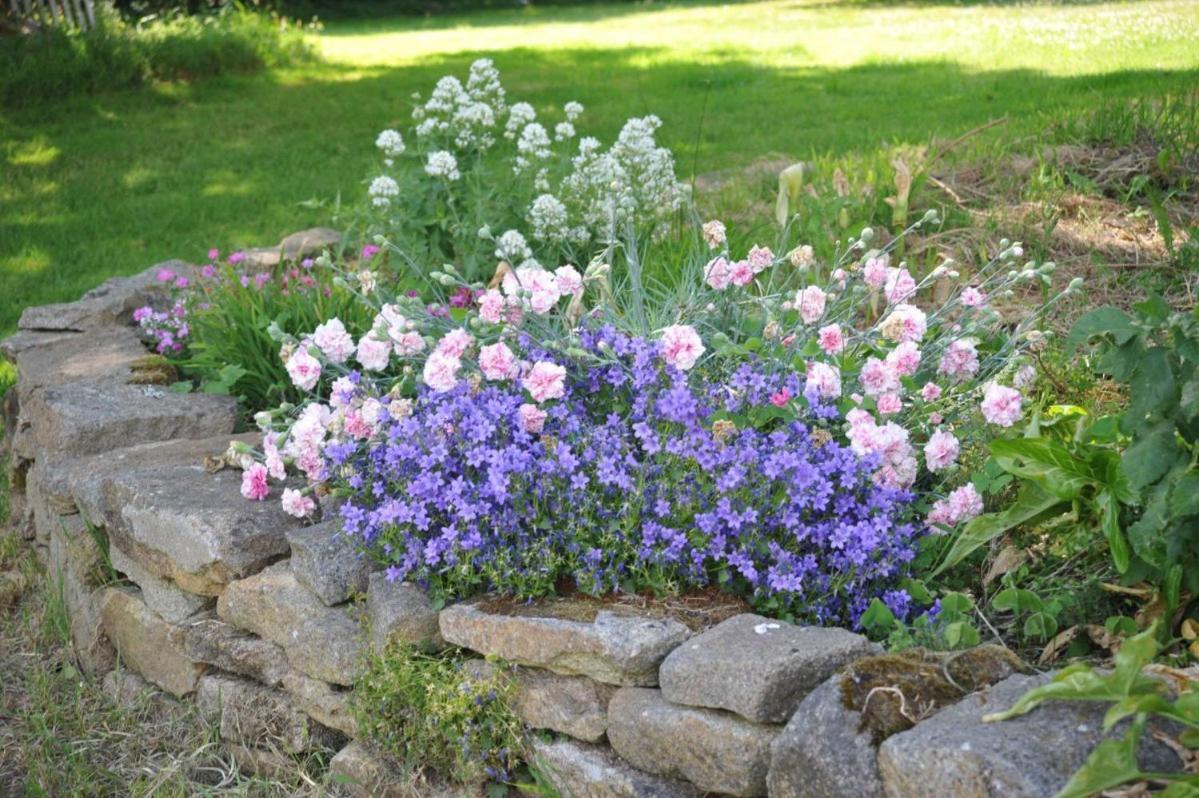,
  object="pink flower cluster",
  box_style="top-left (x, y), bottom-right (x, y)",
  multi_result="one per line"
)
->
top-left (927, 484), bottom-right (984, 529)
top-left (846, 408), bottom-right (917, 489)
